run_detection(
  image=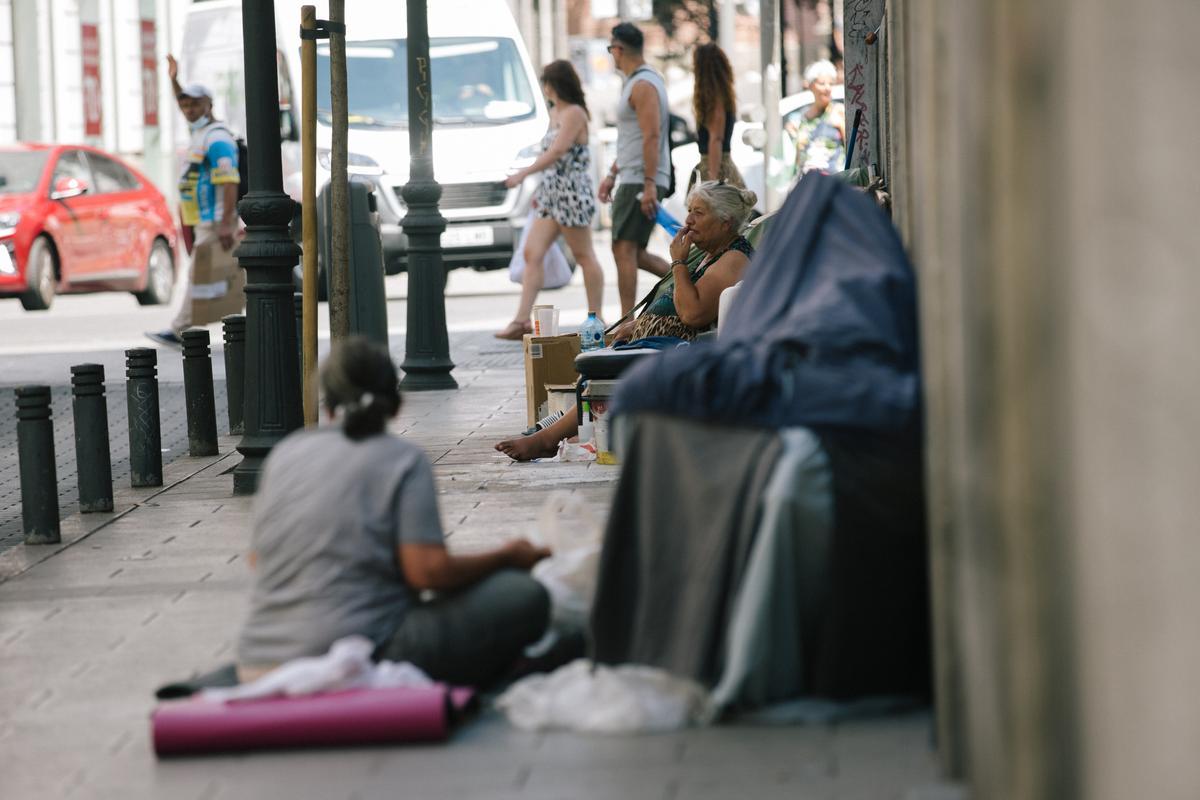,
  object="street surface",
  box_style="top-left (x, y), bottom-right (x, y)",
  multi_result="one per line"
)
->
top-left (0, 230), bottom-right (660, 552)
